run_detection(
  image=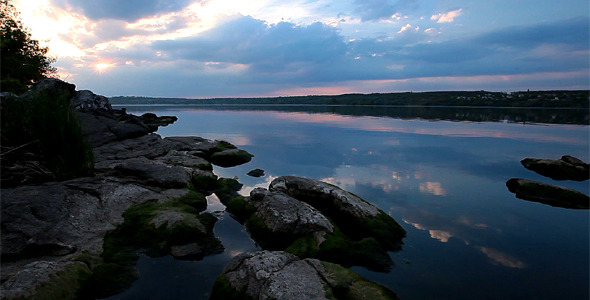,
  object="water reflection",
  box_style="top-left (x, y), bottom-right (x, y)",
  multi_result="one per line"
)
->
top-left (119, 105), bottom-right (589, 300)
top-left (477, 247), bottom-right (527, 269)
